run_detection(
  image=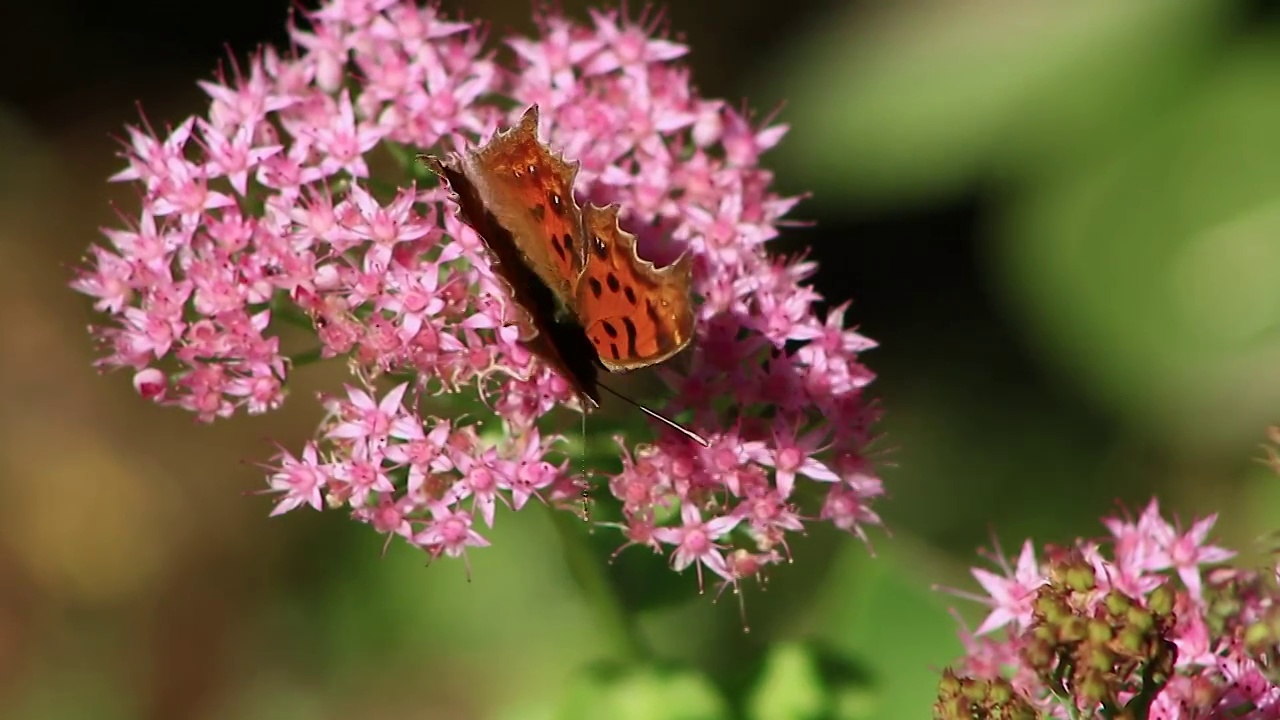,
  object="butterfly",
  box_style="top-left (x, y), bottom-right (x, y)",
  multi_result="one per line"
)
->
top-left (423, 105), bottom-right (706, 445)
